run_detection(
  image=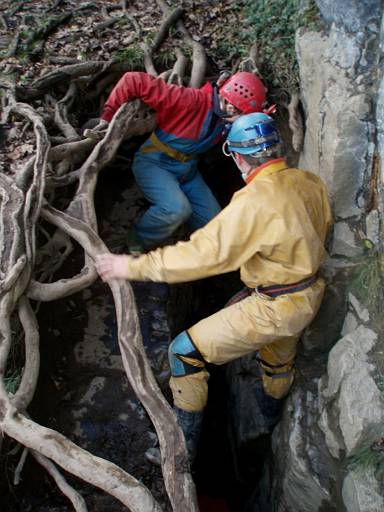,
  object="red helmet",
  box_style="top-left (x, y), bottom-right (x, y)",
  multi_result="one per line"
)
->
top-left (219, 71), bottom-right (266, 114)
